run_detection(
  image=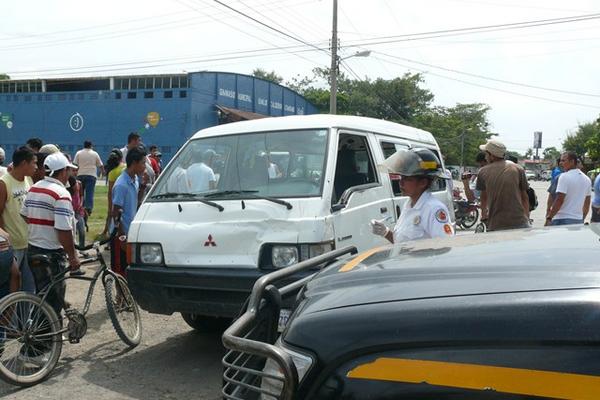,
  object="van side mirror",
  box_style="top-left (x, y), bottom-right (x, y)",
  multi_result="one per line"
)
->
top-left (331, 203), bottom-right (346, 212)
